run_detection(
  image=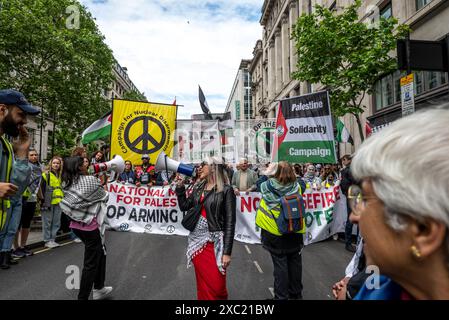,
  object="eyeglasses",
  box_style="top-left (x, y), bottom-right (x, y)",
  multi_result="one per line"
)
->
top-left (347, 185), bottom-right (379, 216)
